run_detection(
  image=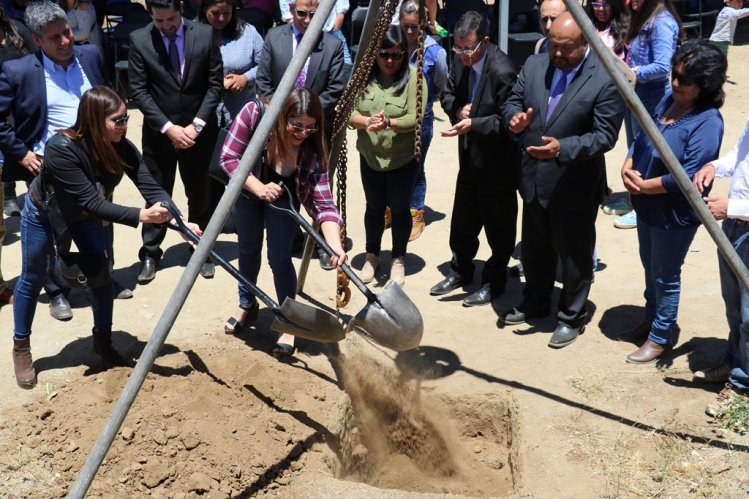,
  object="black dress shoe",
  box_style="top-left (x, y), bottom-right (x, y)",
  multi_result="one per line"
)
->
top-left (200, 257), bottom-right (216, 279)
top-left (137, 257), bottom-right (157, 284)
top-left (317, 246), bottom-right (335, 271)
top-left (430, 272), bottom-right (470, 296)
top-left (499, 305), bottom-right (549, 325)
top-left (548, 322), bottom-right (584, 348)
top-left (462, 283), bottom-right (494, 307)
